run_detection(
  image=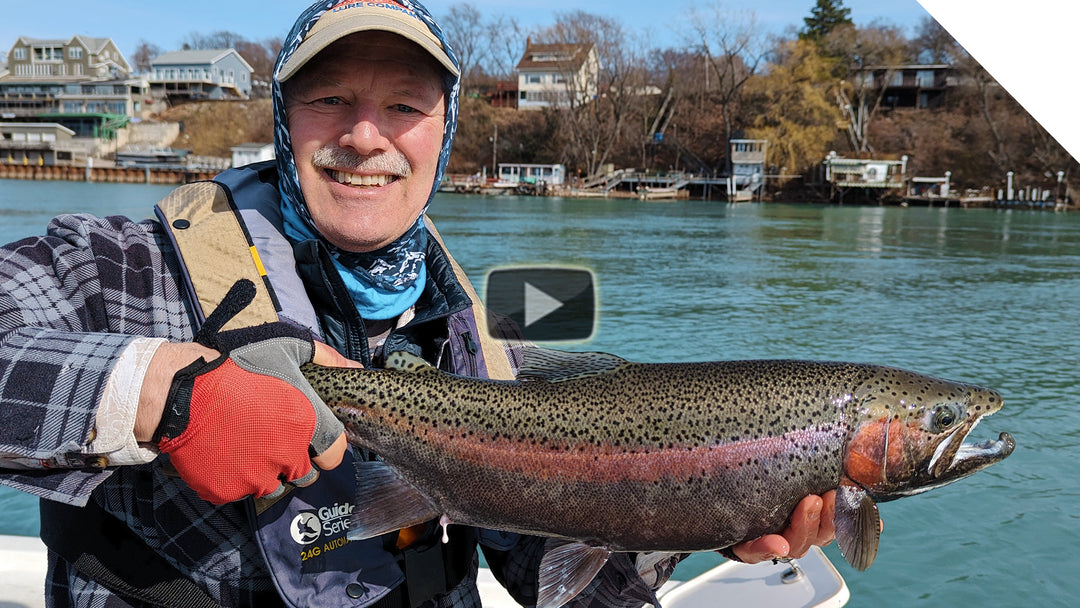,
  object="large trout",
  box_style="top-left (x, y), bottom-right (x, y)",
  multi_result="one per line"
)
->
top-left (303, 348), bottom-right (1013, 607)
